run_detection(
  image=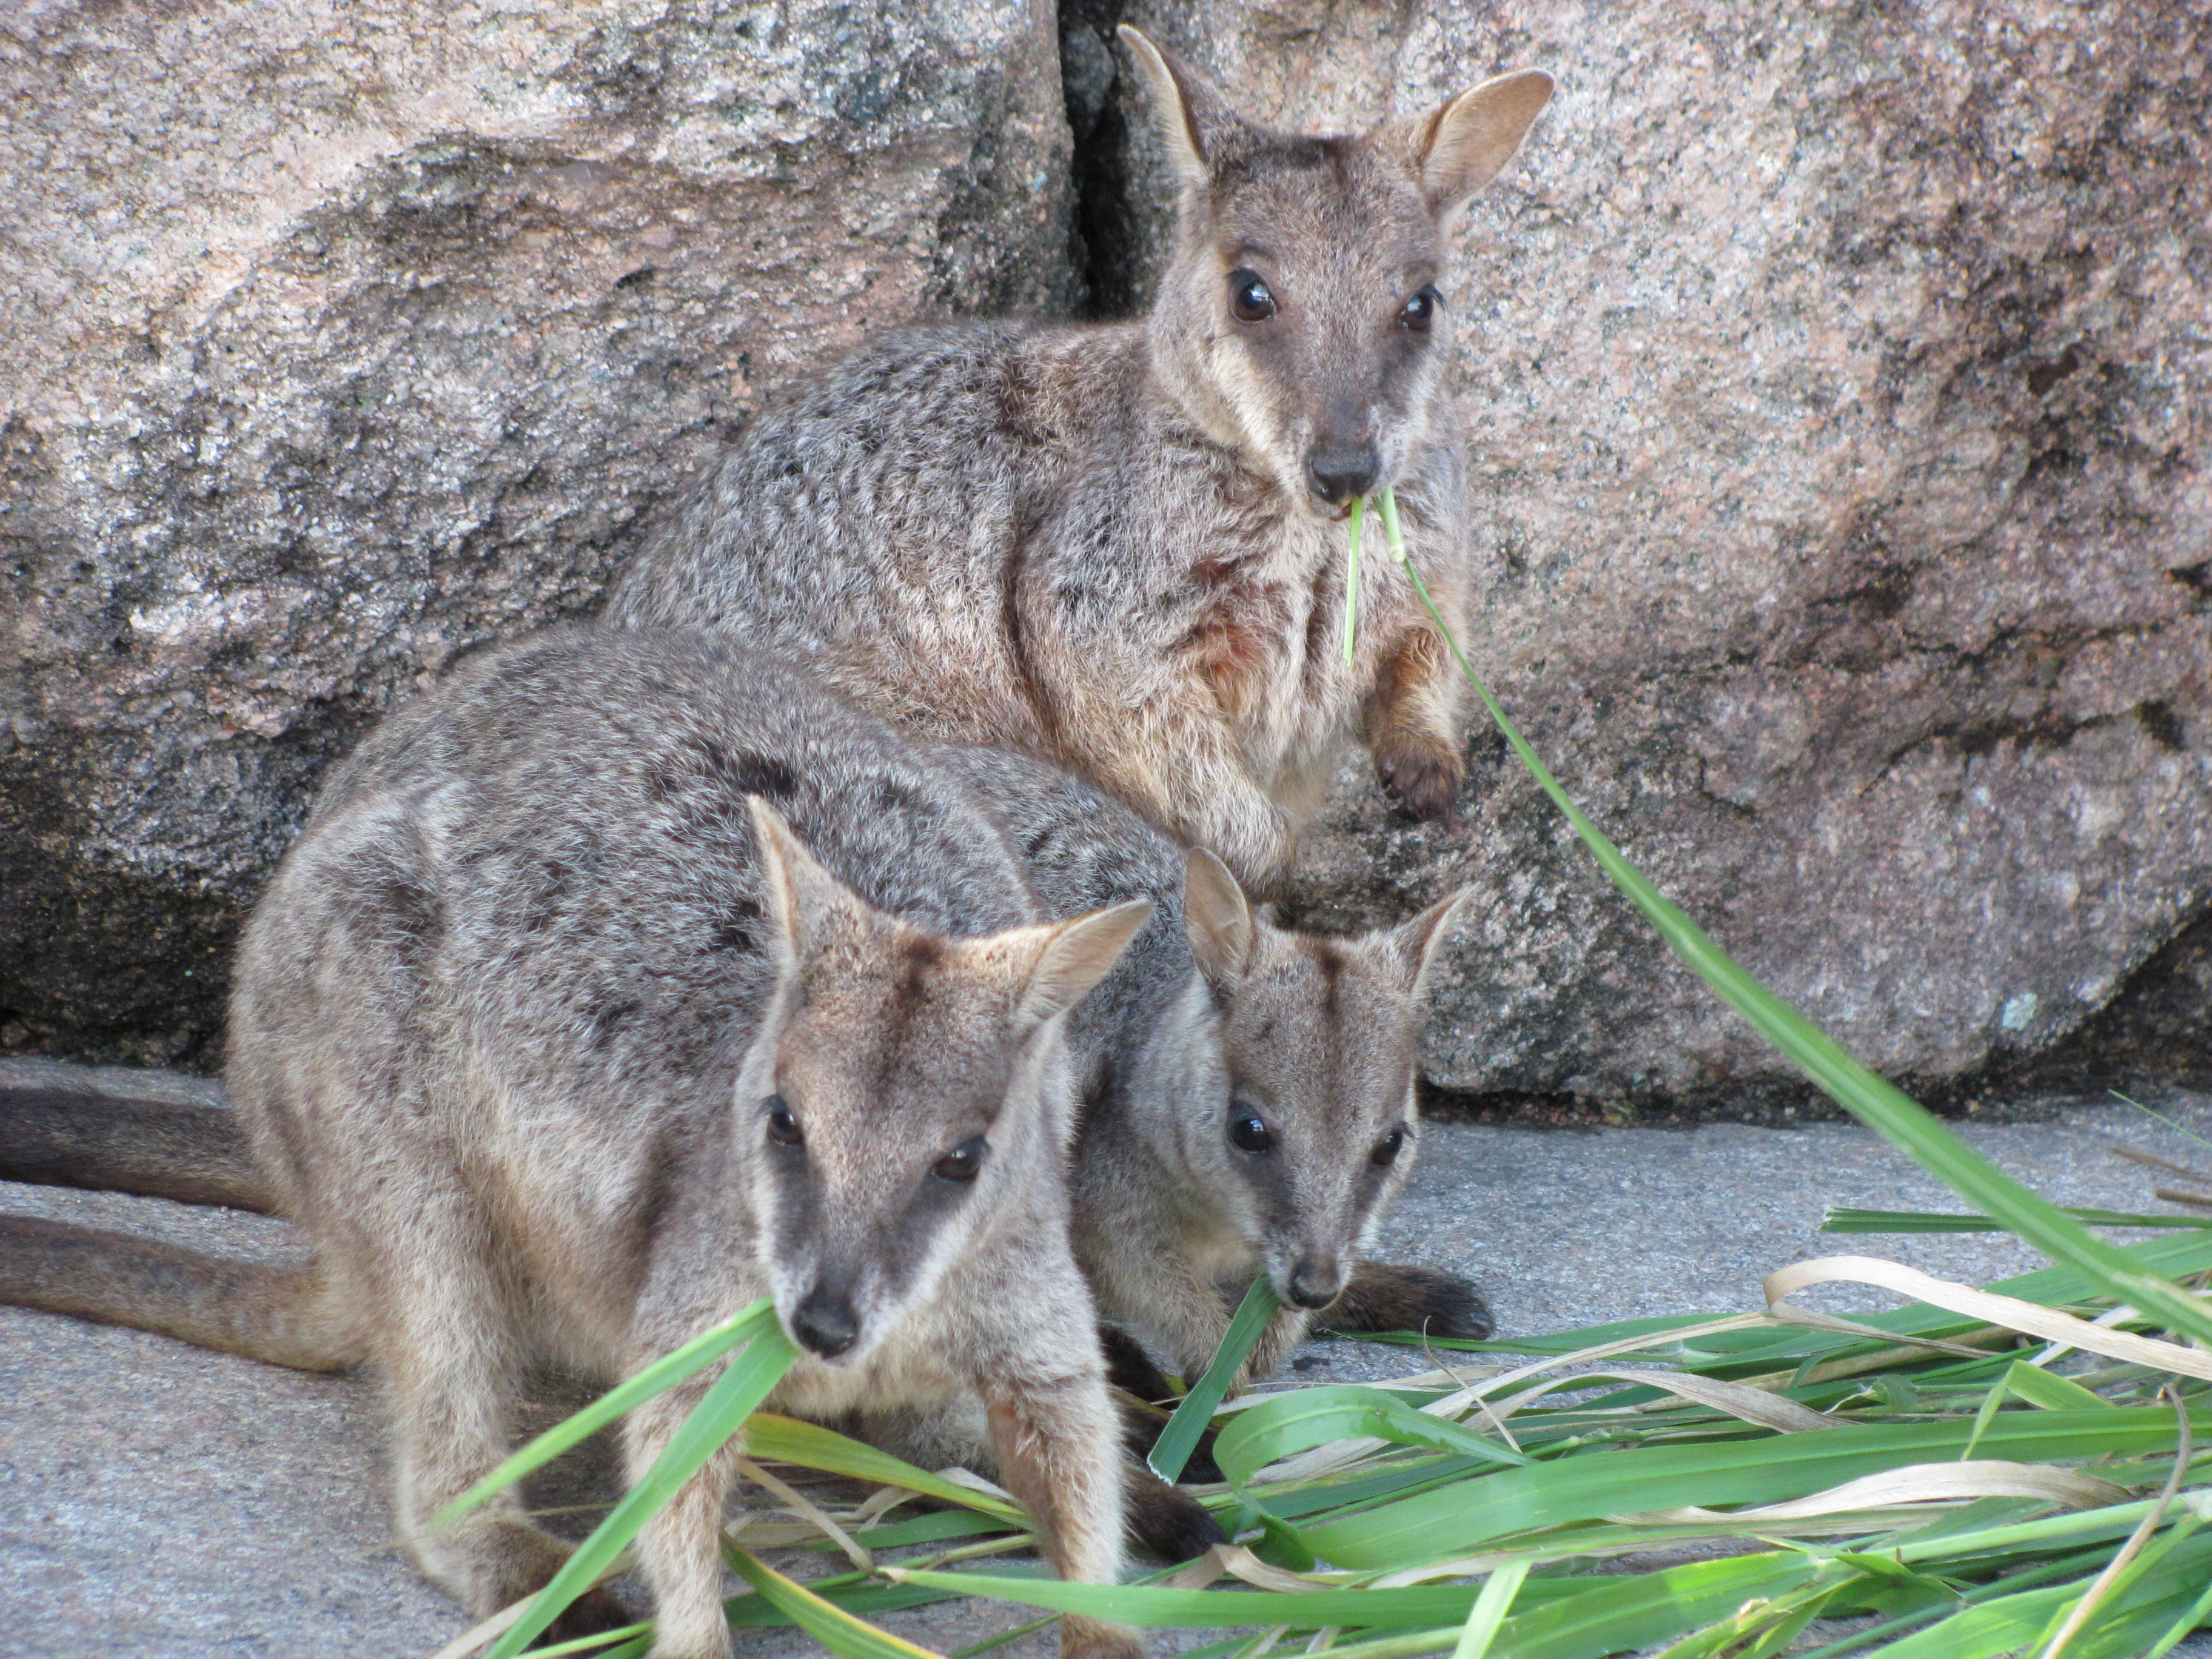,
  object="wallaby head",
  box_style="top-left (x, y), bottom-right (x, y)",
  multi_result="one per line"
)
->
top-left (1171, 848), bottom-right (1470, 1313)
top-left (738, 799), bottom-right (1150, 1365)
top-left (1122, 25), bottom-right (1551, 514)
